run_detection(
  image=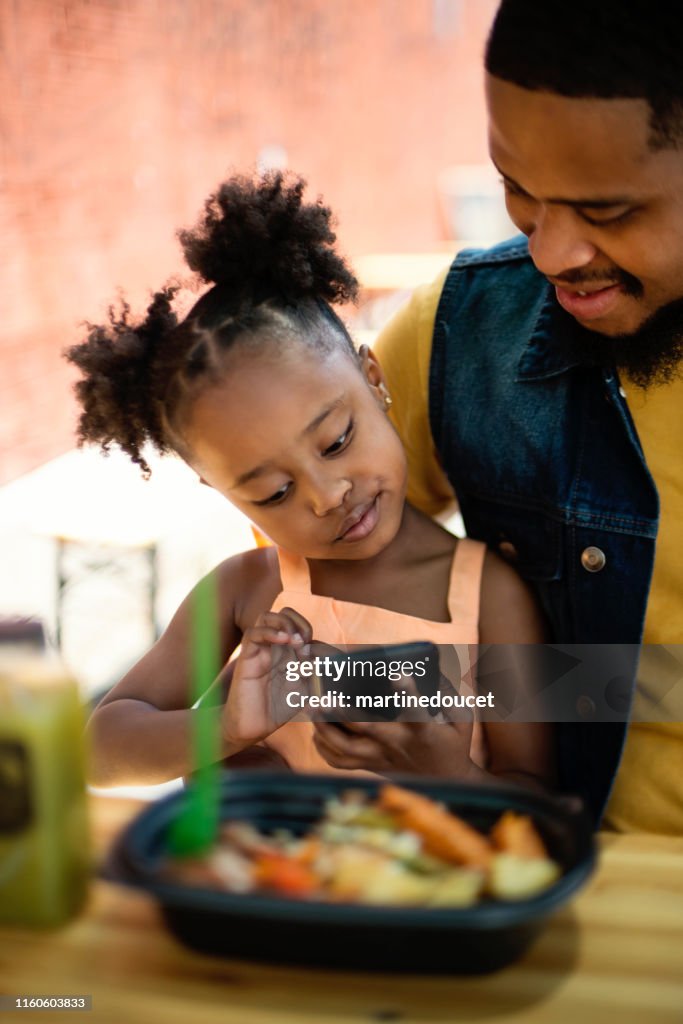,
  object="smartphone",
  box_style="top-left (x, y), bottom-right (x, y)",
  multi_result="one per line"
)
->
top-left (318, 641), bottom-right (445, 723)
